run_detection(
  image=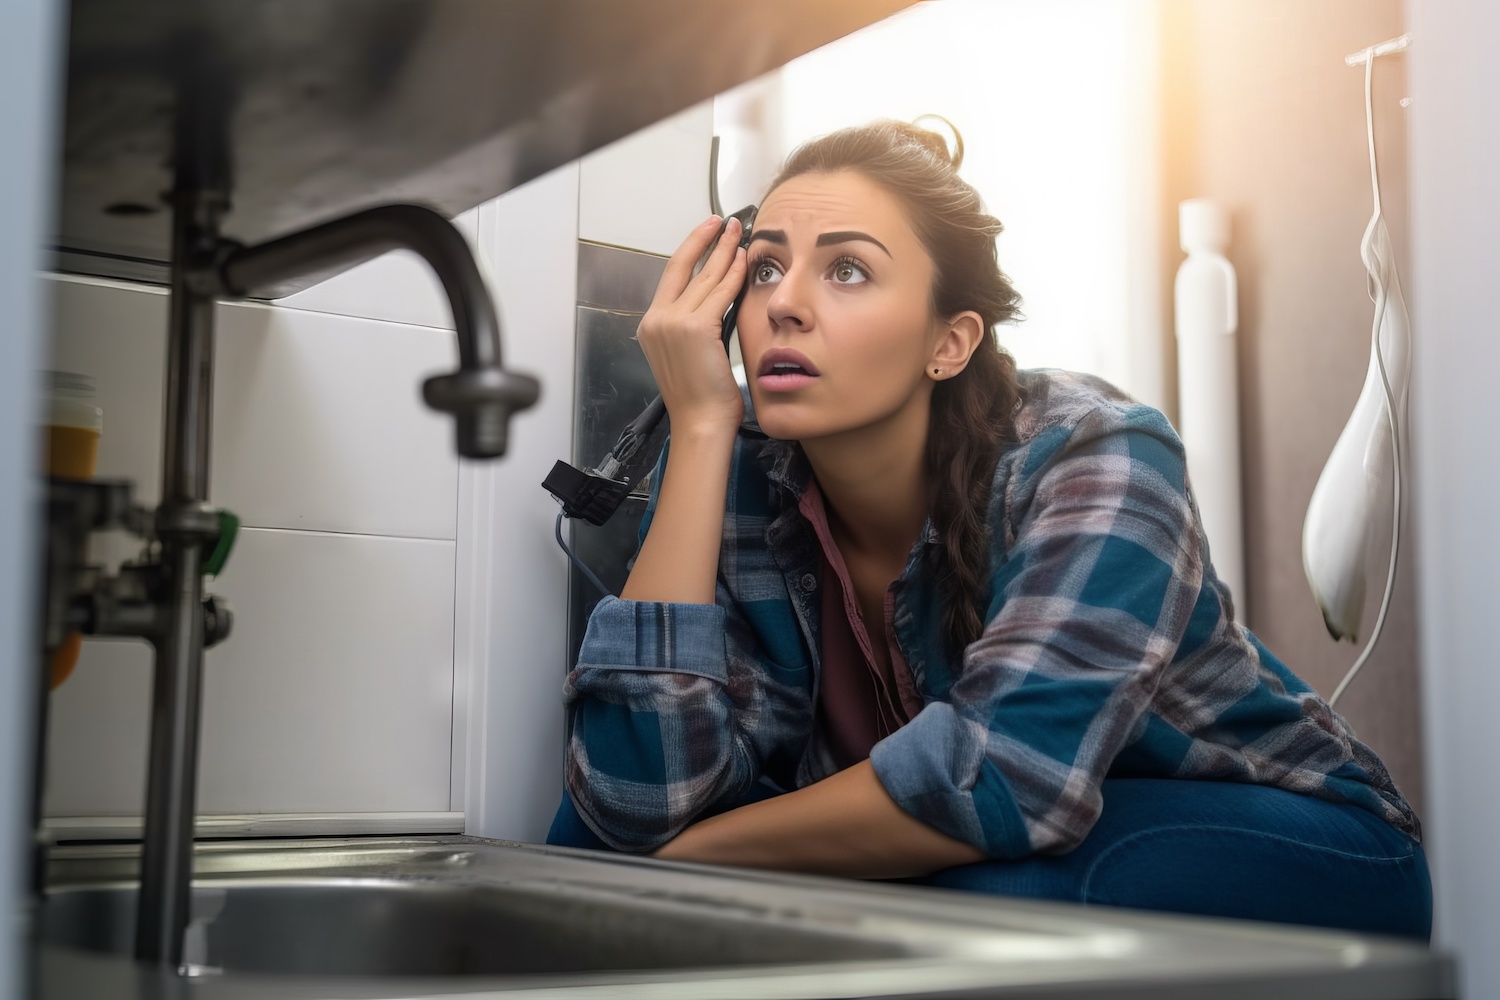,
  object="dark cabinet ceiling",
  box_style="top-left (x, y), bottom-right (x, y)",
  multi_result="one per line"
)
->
top-left (55, 0), bottom-right (912, 296)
